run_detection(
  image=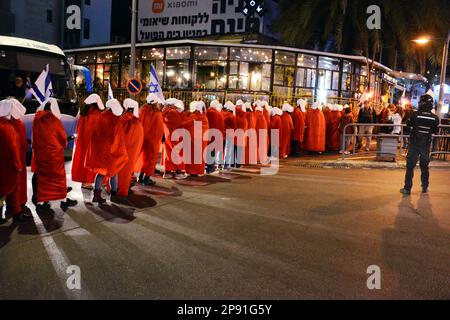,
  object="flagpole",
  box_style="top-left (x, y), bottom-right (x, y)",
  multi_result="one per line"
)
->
top-left (129, 0), bottom-right (137, 98)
